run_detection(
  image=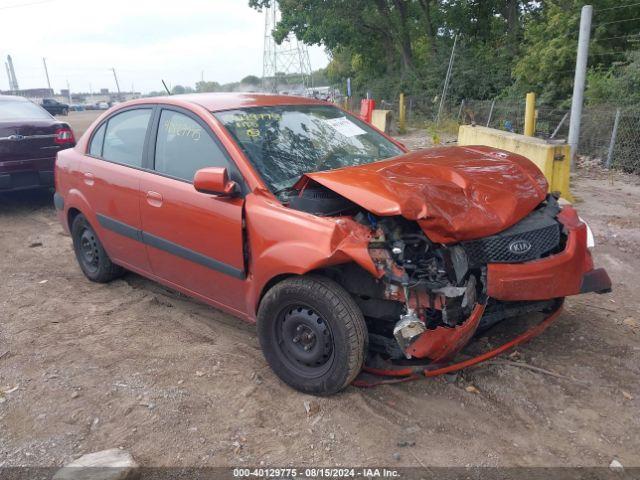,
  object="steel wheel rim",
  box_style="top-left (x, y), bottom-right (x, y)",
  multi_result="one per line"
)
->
top-left (274, 305), bottom-right (334, 378)
top-left (79, 227), bottom-right (100, 273)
